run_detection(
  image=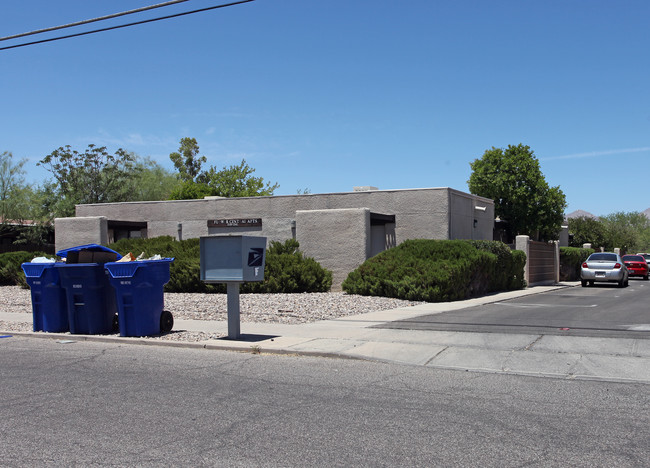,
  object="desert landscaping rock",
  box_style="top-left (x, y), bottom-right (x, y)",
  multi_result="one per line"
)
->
top-left (1, 286), bottom-right (422, 341)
